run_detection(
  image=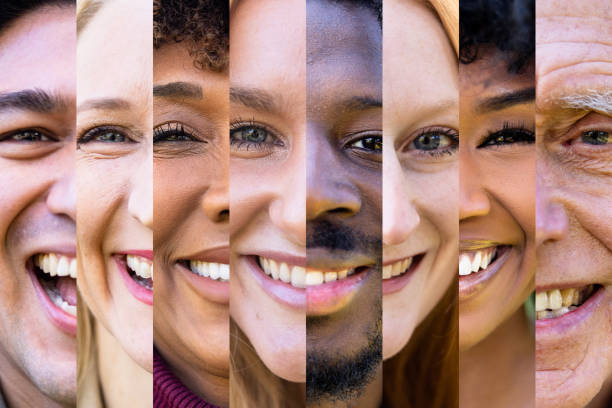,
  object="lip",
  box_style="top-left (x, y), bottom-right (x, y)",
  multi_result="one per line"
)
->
top-left (118, 250), bottom-right (153, 260)
top-left (245, 255), bottom-right (306, 310)
top-left (458, 245), bottom-right (512, 300)
top-left (26, 257), bottom-right (76, 336)
top-left (114, 254), bottom-right (153, 305)
top-left (382, 253), bottom-right (424, 295)
top-left (177, 261), bottom-right (229, 305)
top-left (536, 284), bottom-right (605, 336)
top-left (183, 246), bottom-right (230, 264)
